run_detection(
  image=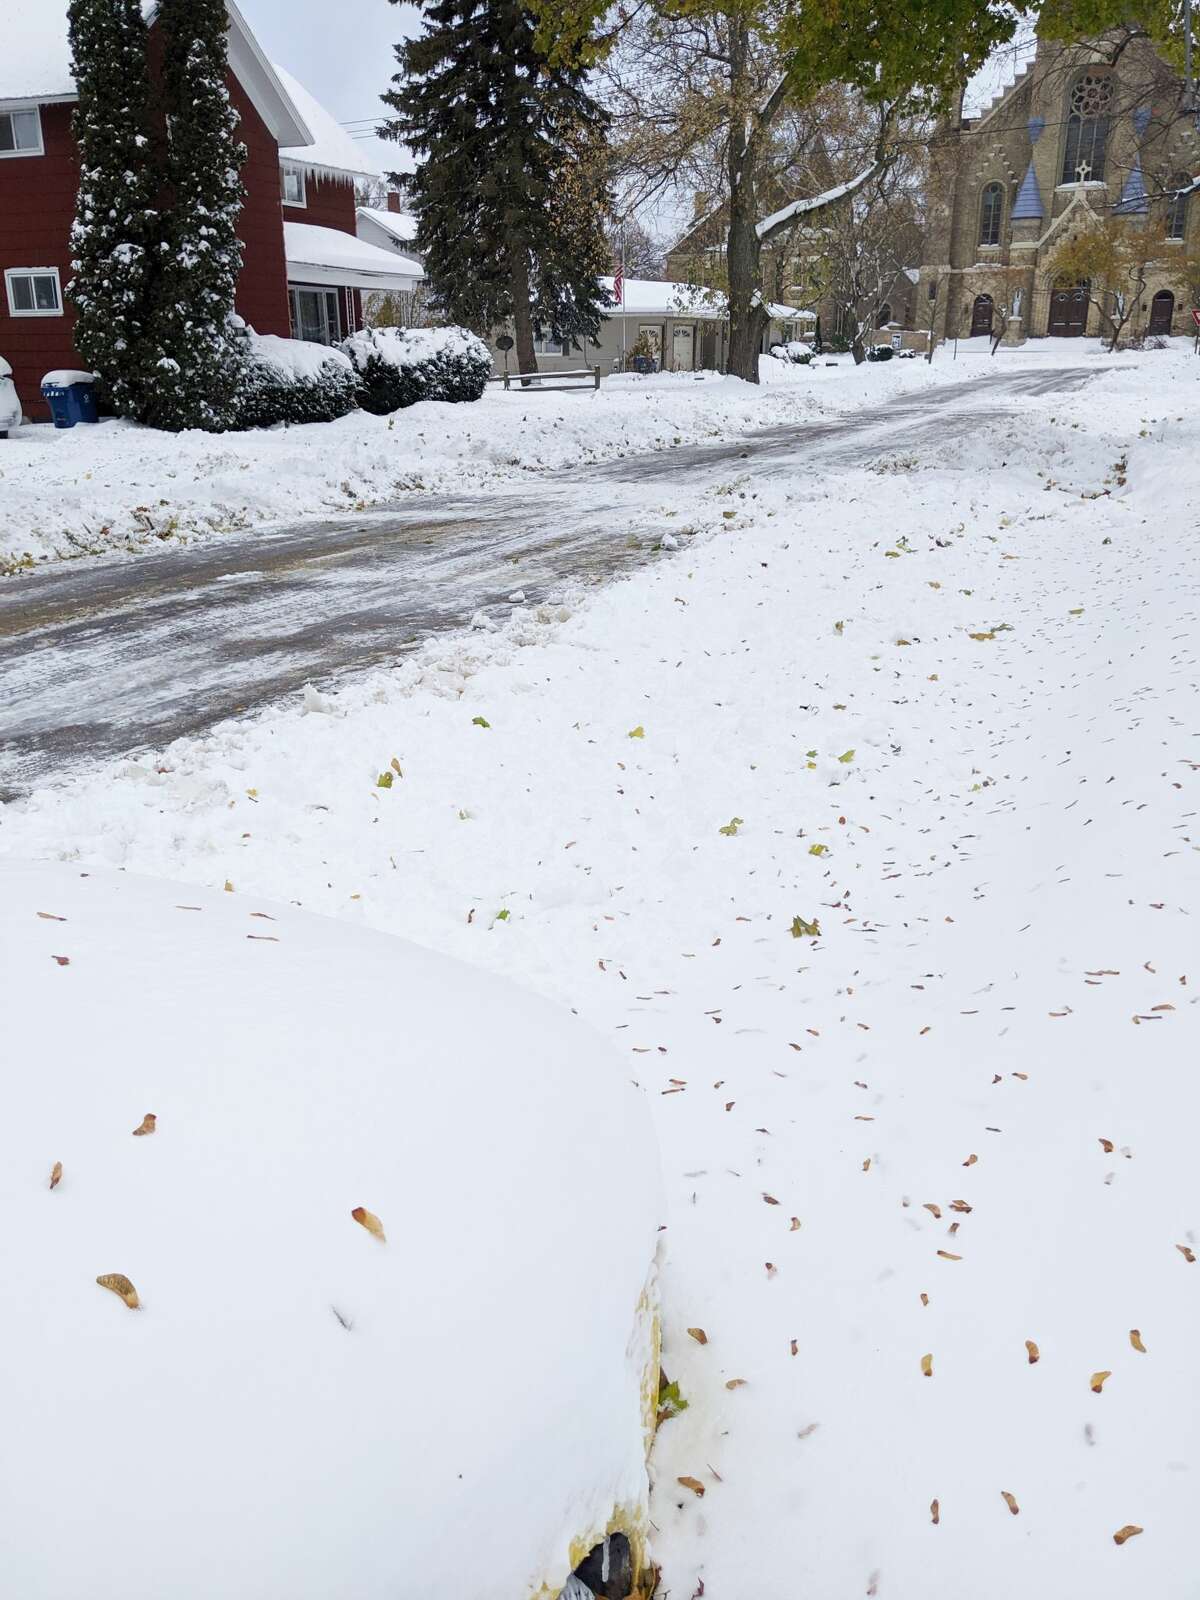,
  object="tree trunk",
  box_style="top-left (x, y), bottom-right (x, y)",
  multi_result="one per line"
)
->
top-left (723, 18), bottom-right (766, 384)
top-left (509, 245), bottom-right (537, 381)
